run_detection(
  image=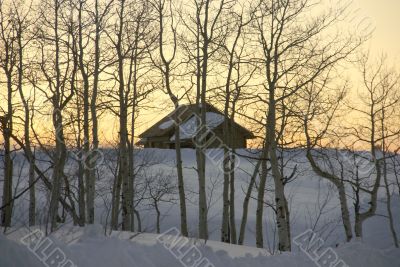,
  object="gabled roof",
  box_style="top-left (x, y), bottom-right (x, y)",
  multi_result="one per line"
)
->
top-left (139, 102), bottom-right (255, 140)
